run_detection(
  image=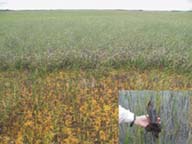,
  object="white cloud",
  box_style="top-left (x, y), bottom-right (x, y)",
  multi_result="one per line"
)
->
top-left (1, 0), bottom-right (192, 10)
